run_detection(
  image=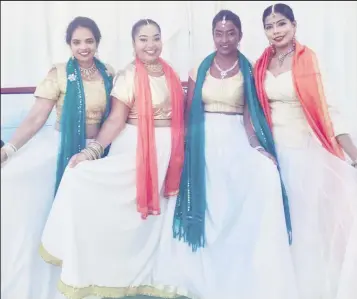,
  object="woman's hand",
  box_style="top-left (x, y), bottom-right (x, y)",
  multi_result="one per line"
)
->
top-left (68, 152), bottom-right (89, 168)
